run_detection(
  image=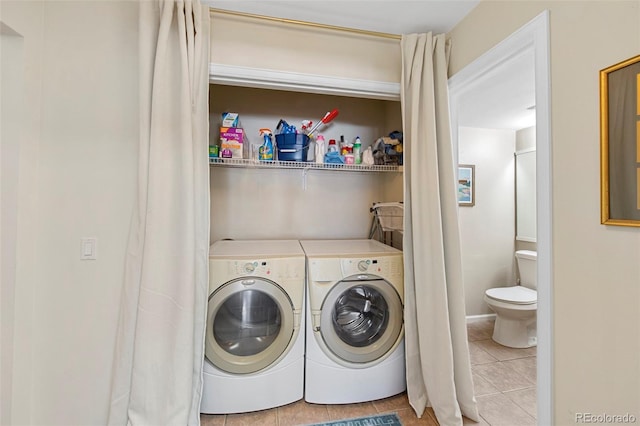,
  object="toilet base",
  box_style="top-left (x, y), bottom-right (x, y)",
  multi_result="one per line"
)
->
top-left (493, 316), bottom-right (537, 348)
